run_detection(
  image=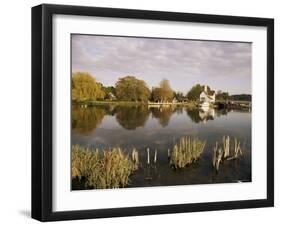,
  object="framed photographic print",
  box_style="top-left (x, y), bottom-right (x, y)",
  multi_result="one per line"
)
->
top-left (32, 4), bottom-right (274, 221)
